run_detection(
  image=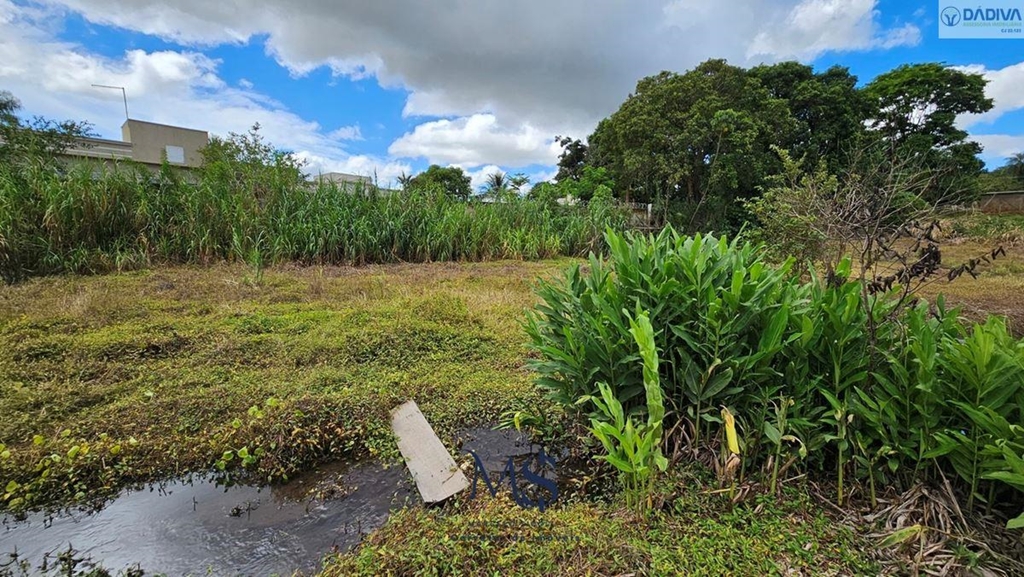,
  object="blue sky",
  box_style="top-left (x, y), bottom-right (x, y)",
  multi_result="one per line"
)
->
top-left (1, 0), bottom-right (1021, 189)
